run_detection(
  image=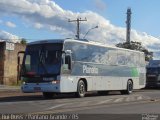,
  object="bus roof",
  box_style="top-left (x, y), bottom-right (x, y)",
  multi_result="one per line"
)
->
top-left (28, 38), bottom-right (144, 54)
top-left (28, 39), bottom-right (65, 45)
top-left (65, 39), bottom-right (144, 54)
